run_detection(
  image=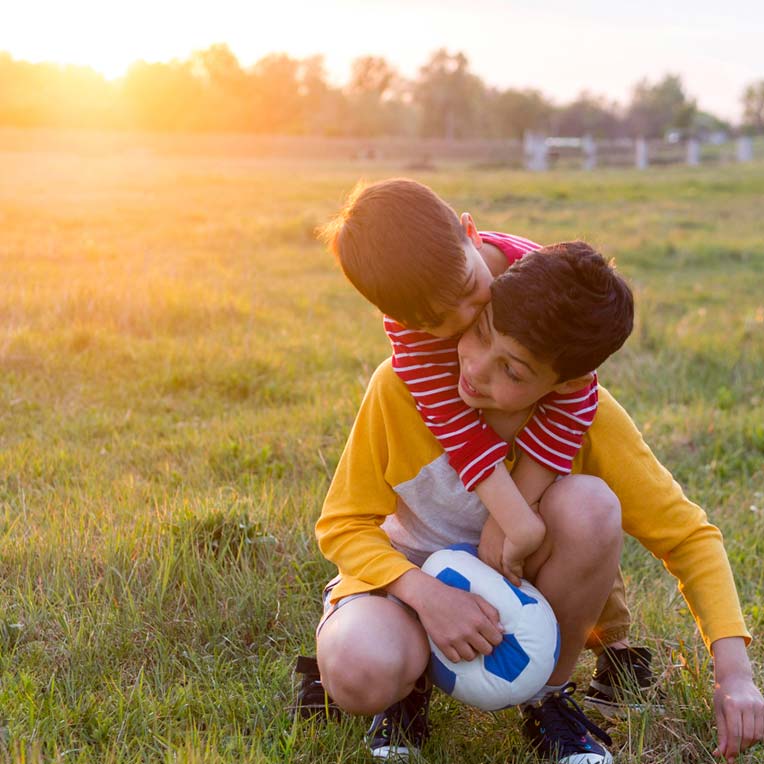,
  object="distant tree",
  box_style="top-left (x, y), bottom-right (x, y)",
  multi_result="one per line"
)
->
top-left (298, 55), bottom-right (339, 135)
top-left (348, 56), bottom-right (395, 99)
top-left (414, 49), bottom-right (485, 139)
top-left (625, 74), bottom-right (696, 138)
top-left (190, 44), bottom-right (254, 130)
top-left (0, 54), bottom-right (121, 128)
top-left (250, 53), bottom-right (304, 133)
top-left (0, 54), bottom-right (55, 126)
top-left (486, 88), bottom-right (553, 139)
top-left (343, 56), bottom-right (402, 136)
top-left (690, 110), bottom-right (731, 140)
top-left (742, 80), bottom-right (764, 133)
top-left (123, 59), bottom-right (203, 131)
top-left (192, 44), bottom-right (244, 86)
top-left (553, 92), bottom-right (622, 138)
